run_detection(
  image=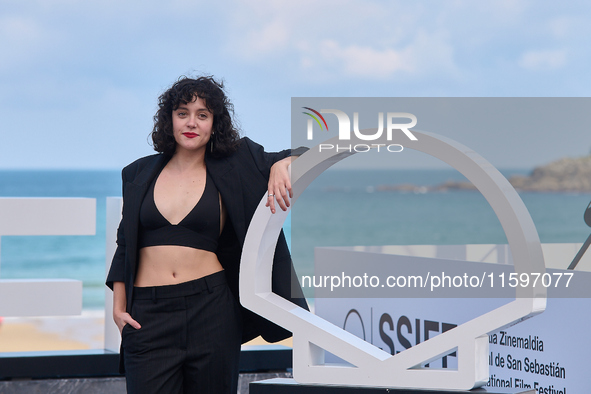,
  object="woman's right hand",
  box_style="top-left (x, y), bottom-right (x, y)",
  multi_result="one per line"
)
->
top-left (113, 281), bottom-right (141, 334)
top-left (113, 310), bottom-right (141, 334)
